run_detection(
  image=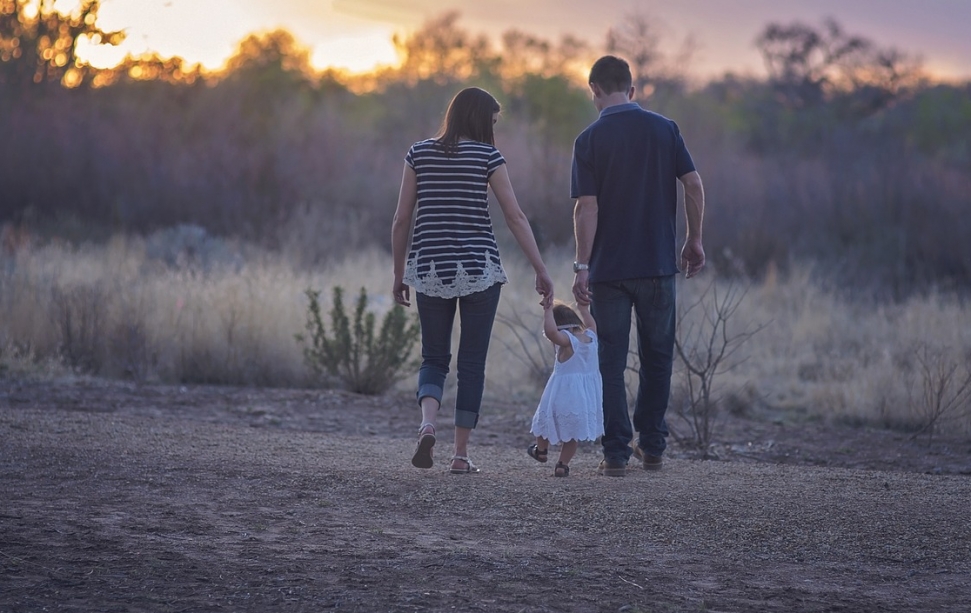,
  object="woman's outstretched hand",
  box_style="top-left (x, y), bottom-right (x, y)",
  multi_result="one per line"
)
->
top-left (535, 270), bottom-right (554, 308)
